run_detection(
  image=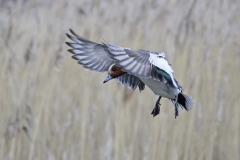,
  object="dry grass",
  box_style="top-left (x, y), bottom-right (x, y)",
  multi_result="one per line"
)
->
top-left (0, 0), bottom-right (240, 159)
